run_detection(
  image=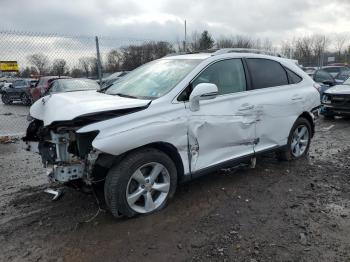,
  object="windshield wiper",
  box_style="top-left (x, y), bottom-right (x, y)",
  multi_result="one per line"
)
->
top-left (97, 83), bottom-right (114, 93)
top-left (113, 93), bottom-right (139, 99)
